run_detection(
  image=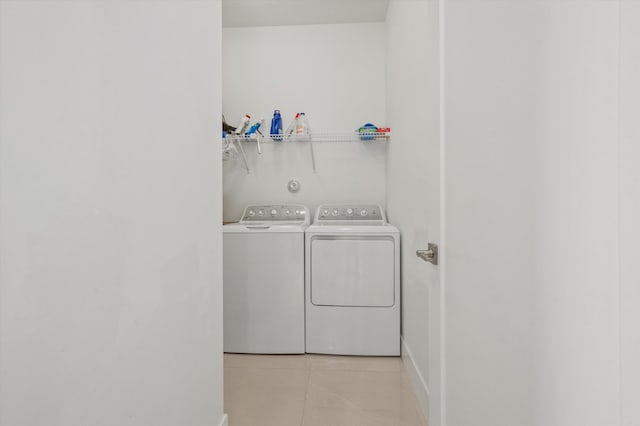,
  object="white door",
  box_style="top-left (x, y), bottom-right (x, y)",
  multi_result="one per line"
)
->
top-left (386, 0), bottom-right (443, 424)
top-left (444, 1), bottom-right (629, 425)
